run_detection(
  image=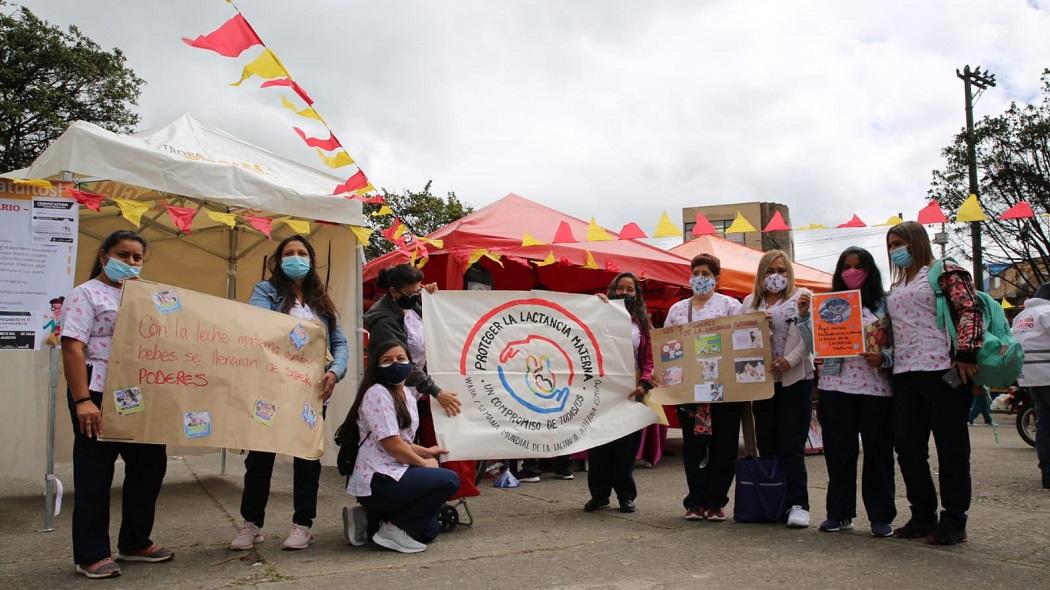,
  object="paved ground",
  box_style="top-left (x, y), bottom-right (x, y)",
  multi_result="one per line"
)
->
top-left (2, 420), bottom-right (1047, 590)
